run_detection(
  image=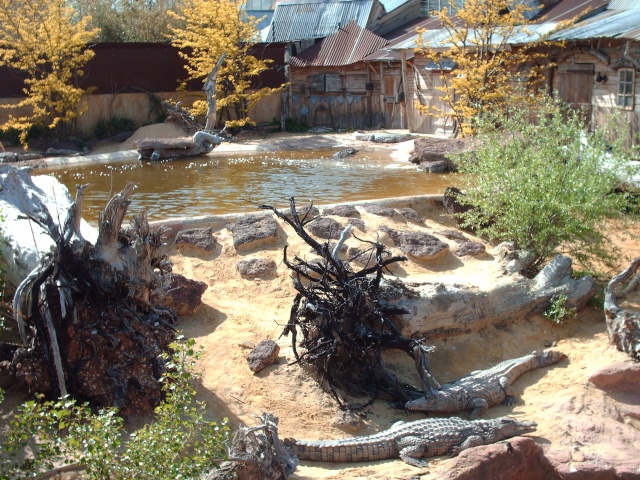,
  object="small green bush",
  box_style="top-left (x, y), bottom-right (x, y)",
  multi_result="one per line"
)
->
top-left (451, 96), bottom-right (640, 275)
top-left (284, 117), bottom-right (310, 133)
top-left (544, 294), bottom-right (577, 324)
top-left (93, 115), bottom-right (137, 140)
top-left (0, 337), bottom-right (229, 479)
